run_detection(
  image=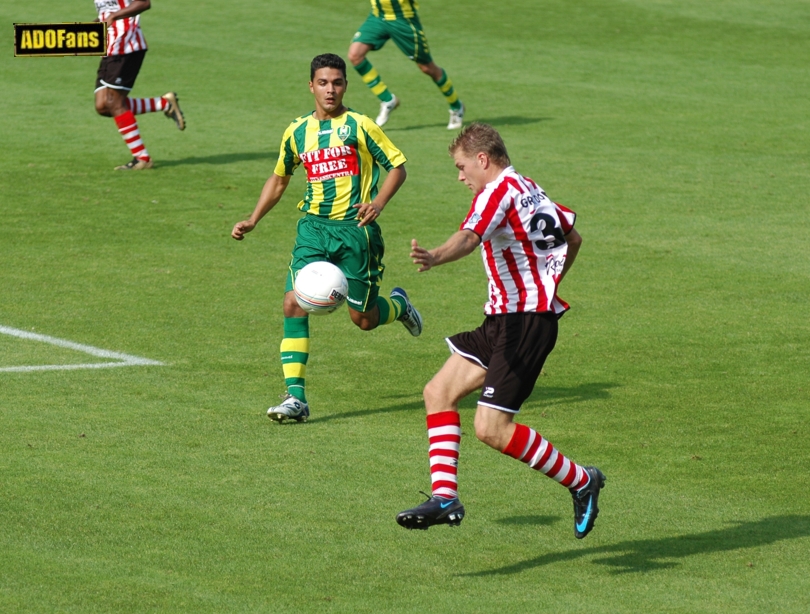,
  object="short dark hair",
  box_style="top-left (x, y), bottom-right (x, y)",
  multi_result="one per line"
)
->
top-left (449, 122), bottom-right (511, 167)
top-left (310, 53), bottom-right (347, 81)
